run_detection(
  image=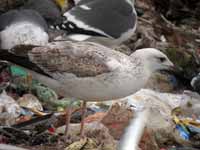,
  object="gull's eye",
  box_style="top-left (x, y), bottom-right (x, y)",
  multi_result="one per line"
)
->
top-left (158, 57), bottom-right (166, 62)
